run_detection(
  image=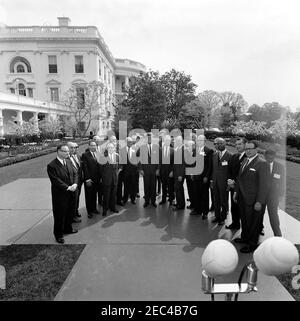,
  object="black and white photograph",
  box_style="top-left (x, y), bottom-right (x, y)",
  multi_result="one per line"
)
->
top-left (0, 0), bottom-right (300, 310)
